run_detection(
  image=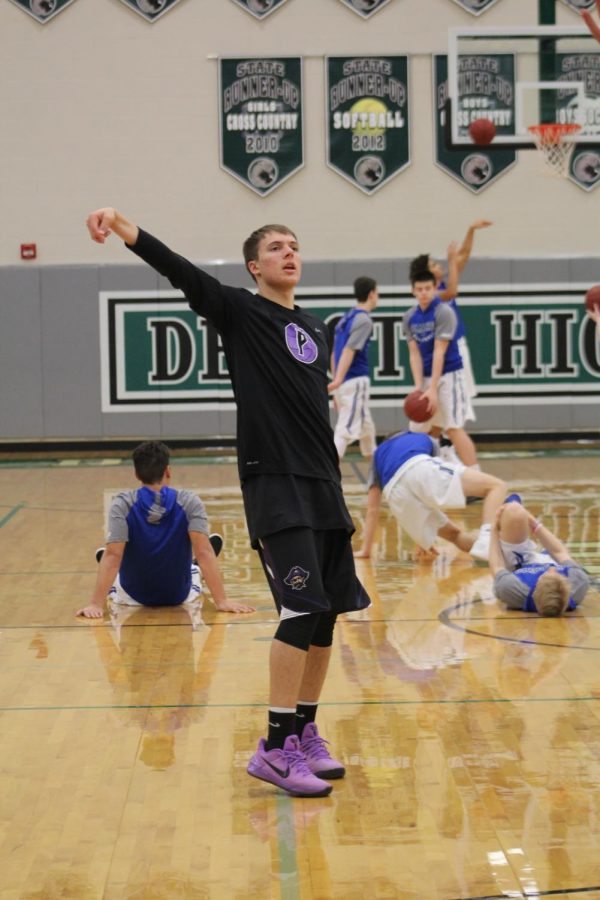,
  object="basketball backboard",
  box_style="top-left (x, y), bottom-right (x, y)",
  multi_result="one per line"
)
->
top-left (446, 25), bottom-right (600, 149)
